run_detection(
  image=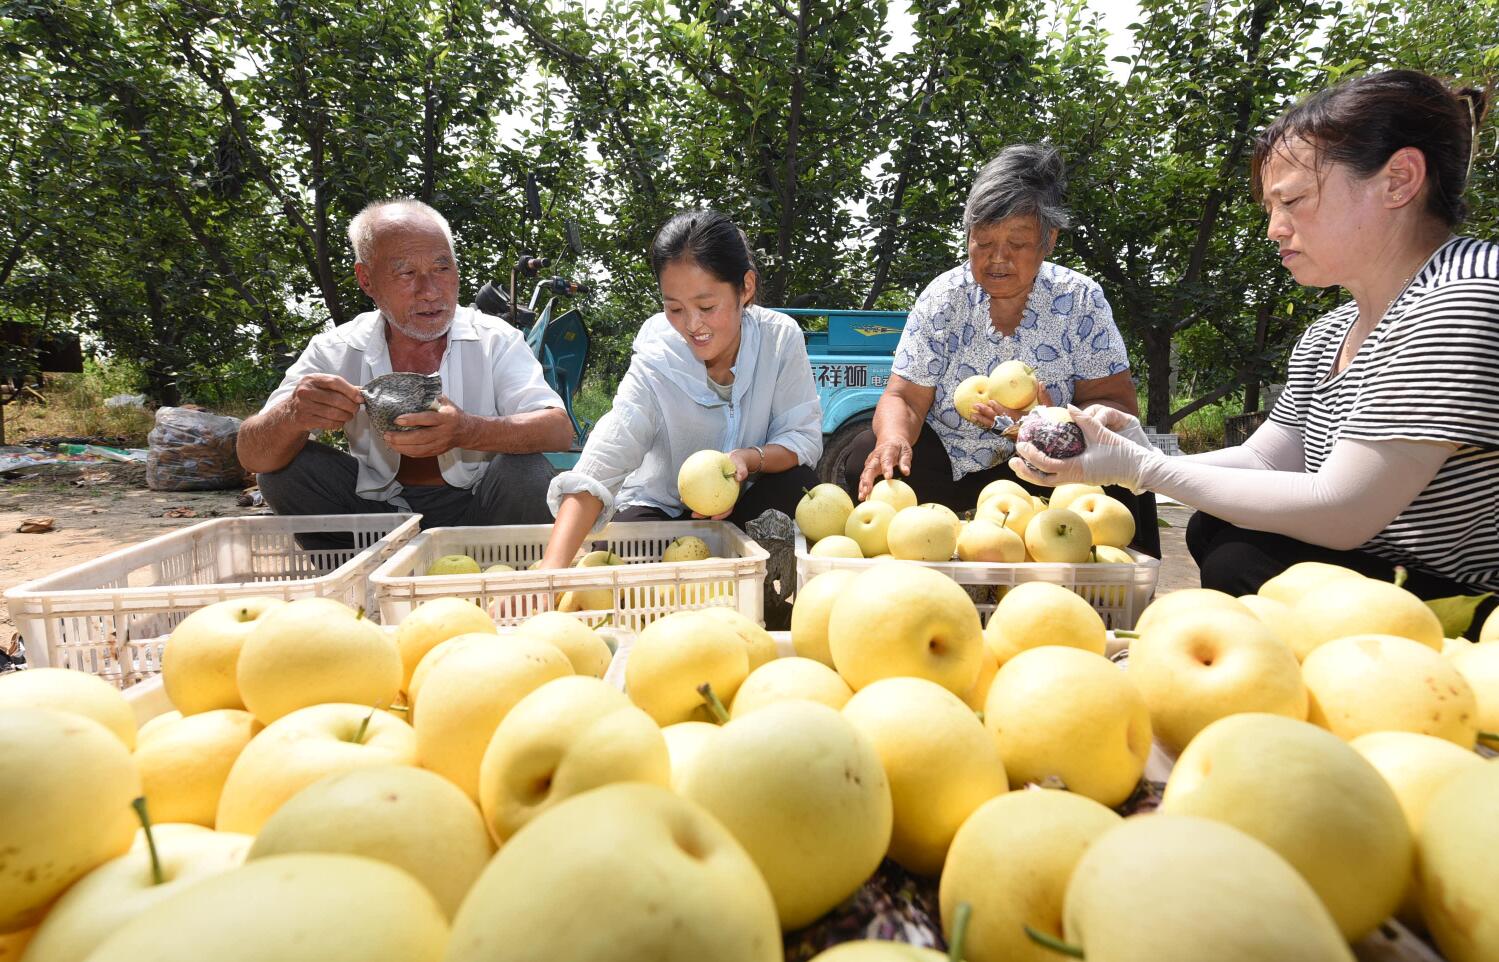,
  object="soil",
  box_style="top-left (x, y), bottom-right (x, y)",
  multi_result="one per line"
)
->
top-left (0, 467), bottom-right (1203, 657)
top-left (0, 465), bottom-right (262, 654)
